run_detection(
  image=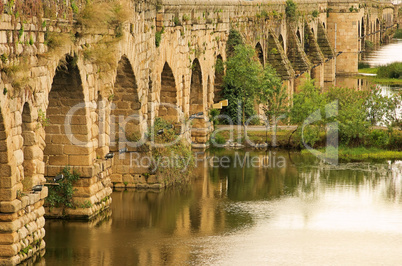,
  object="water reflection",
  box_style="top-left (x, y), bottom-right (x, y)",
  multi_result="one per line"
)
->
top-left (362, 39), bottom-right (402, 67)
top-left (41, 151), bottom-right (402, 265)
